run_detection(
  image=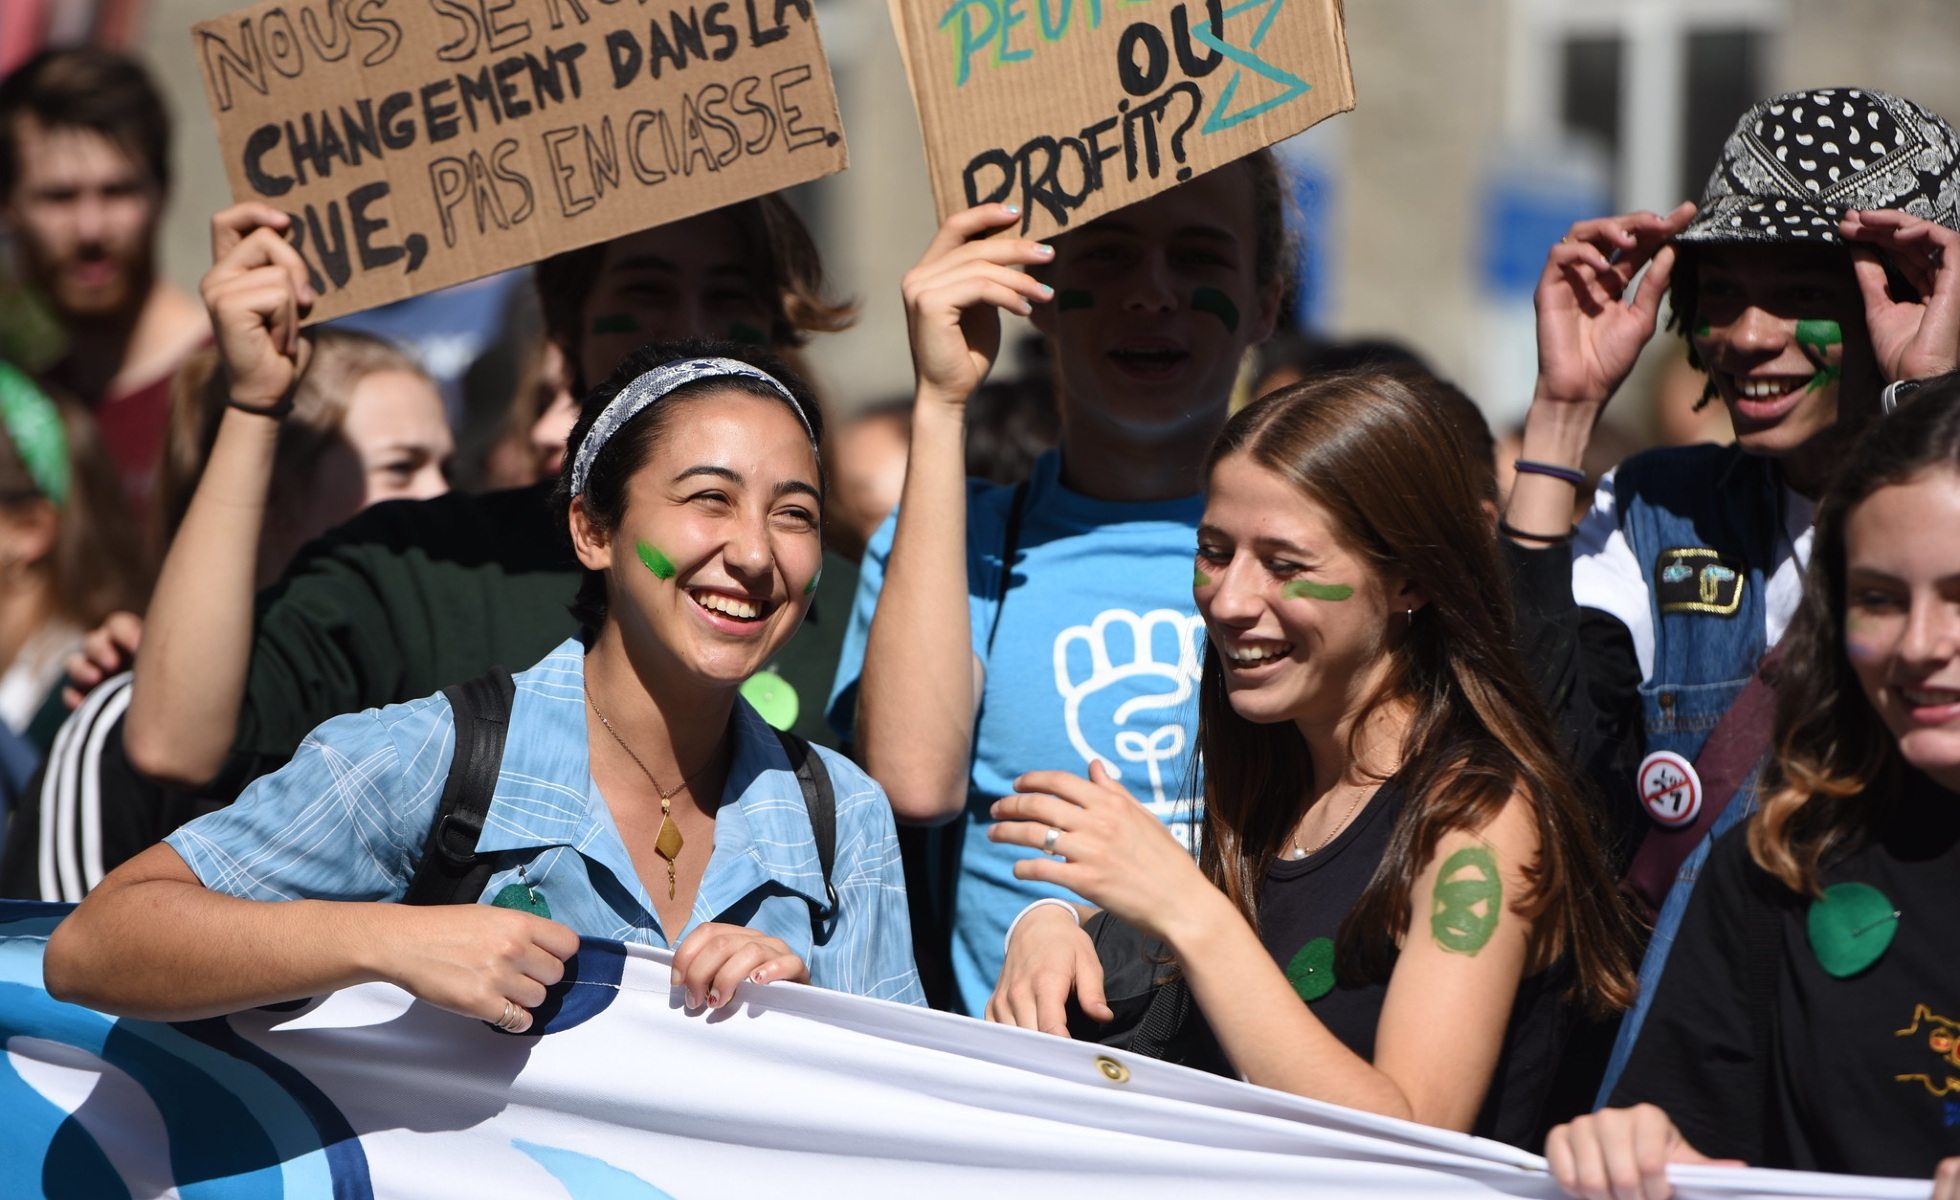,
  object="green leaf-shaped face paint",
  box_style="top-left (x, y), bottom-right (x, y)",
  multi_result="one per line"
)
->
top-left (1282, 580), bottom-right (1353, 602)
top-left (1193, 567), bottom-right (1213, 587)
top-left (740, 670), bottom-right (799, 731)
top-left (1795, 318), bottom-right (1844, 393)
top-left (1285, 936), bottom-right (1336, 1002)
top-left (491, 883), bottom-right (551, 919)
top-left (636, 541), bottom-right (677, 581)
top-left (1431, 845), bottom-right (1501, 955)
top-left (1191, 287), bottom-right (1240, 333)
top-left (1806, 881), bottom-right (1897, 978)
